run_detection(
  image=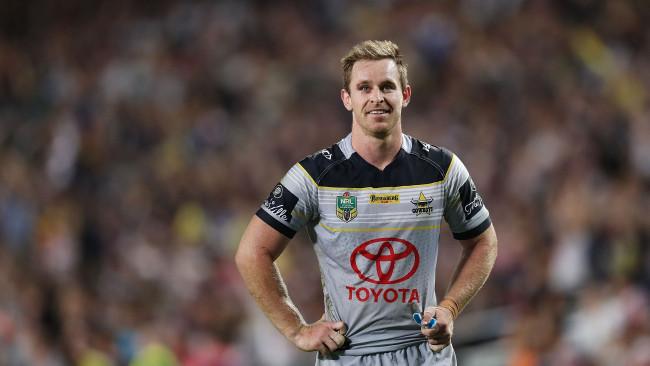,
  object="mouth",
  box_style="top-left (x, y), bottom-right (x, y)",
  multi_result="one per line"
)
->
top-left (365, 108), bottom-right (391, 116)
